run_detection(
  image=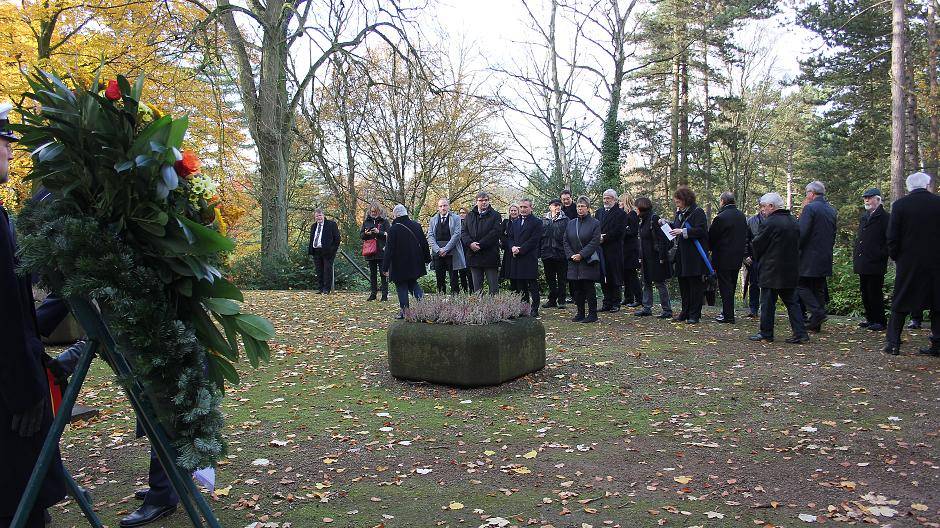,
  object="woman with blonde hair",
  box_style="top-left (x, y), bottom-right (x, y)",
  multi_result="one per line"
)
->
top-left (620, 192), bottom-right (643, 308)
